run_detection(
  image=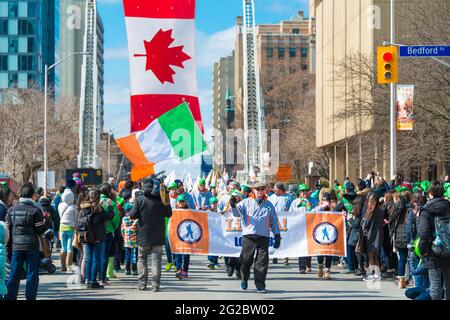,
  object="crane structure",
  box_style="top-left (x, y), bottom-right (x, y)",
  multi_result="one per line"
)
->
top-left (78, 0), bottom-right (99, 168)
top-left (242, 0), bottom-right (265, 180)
